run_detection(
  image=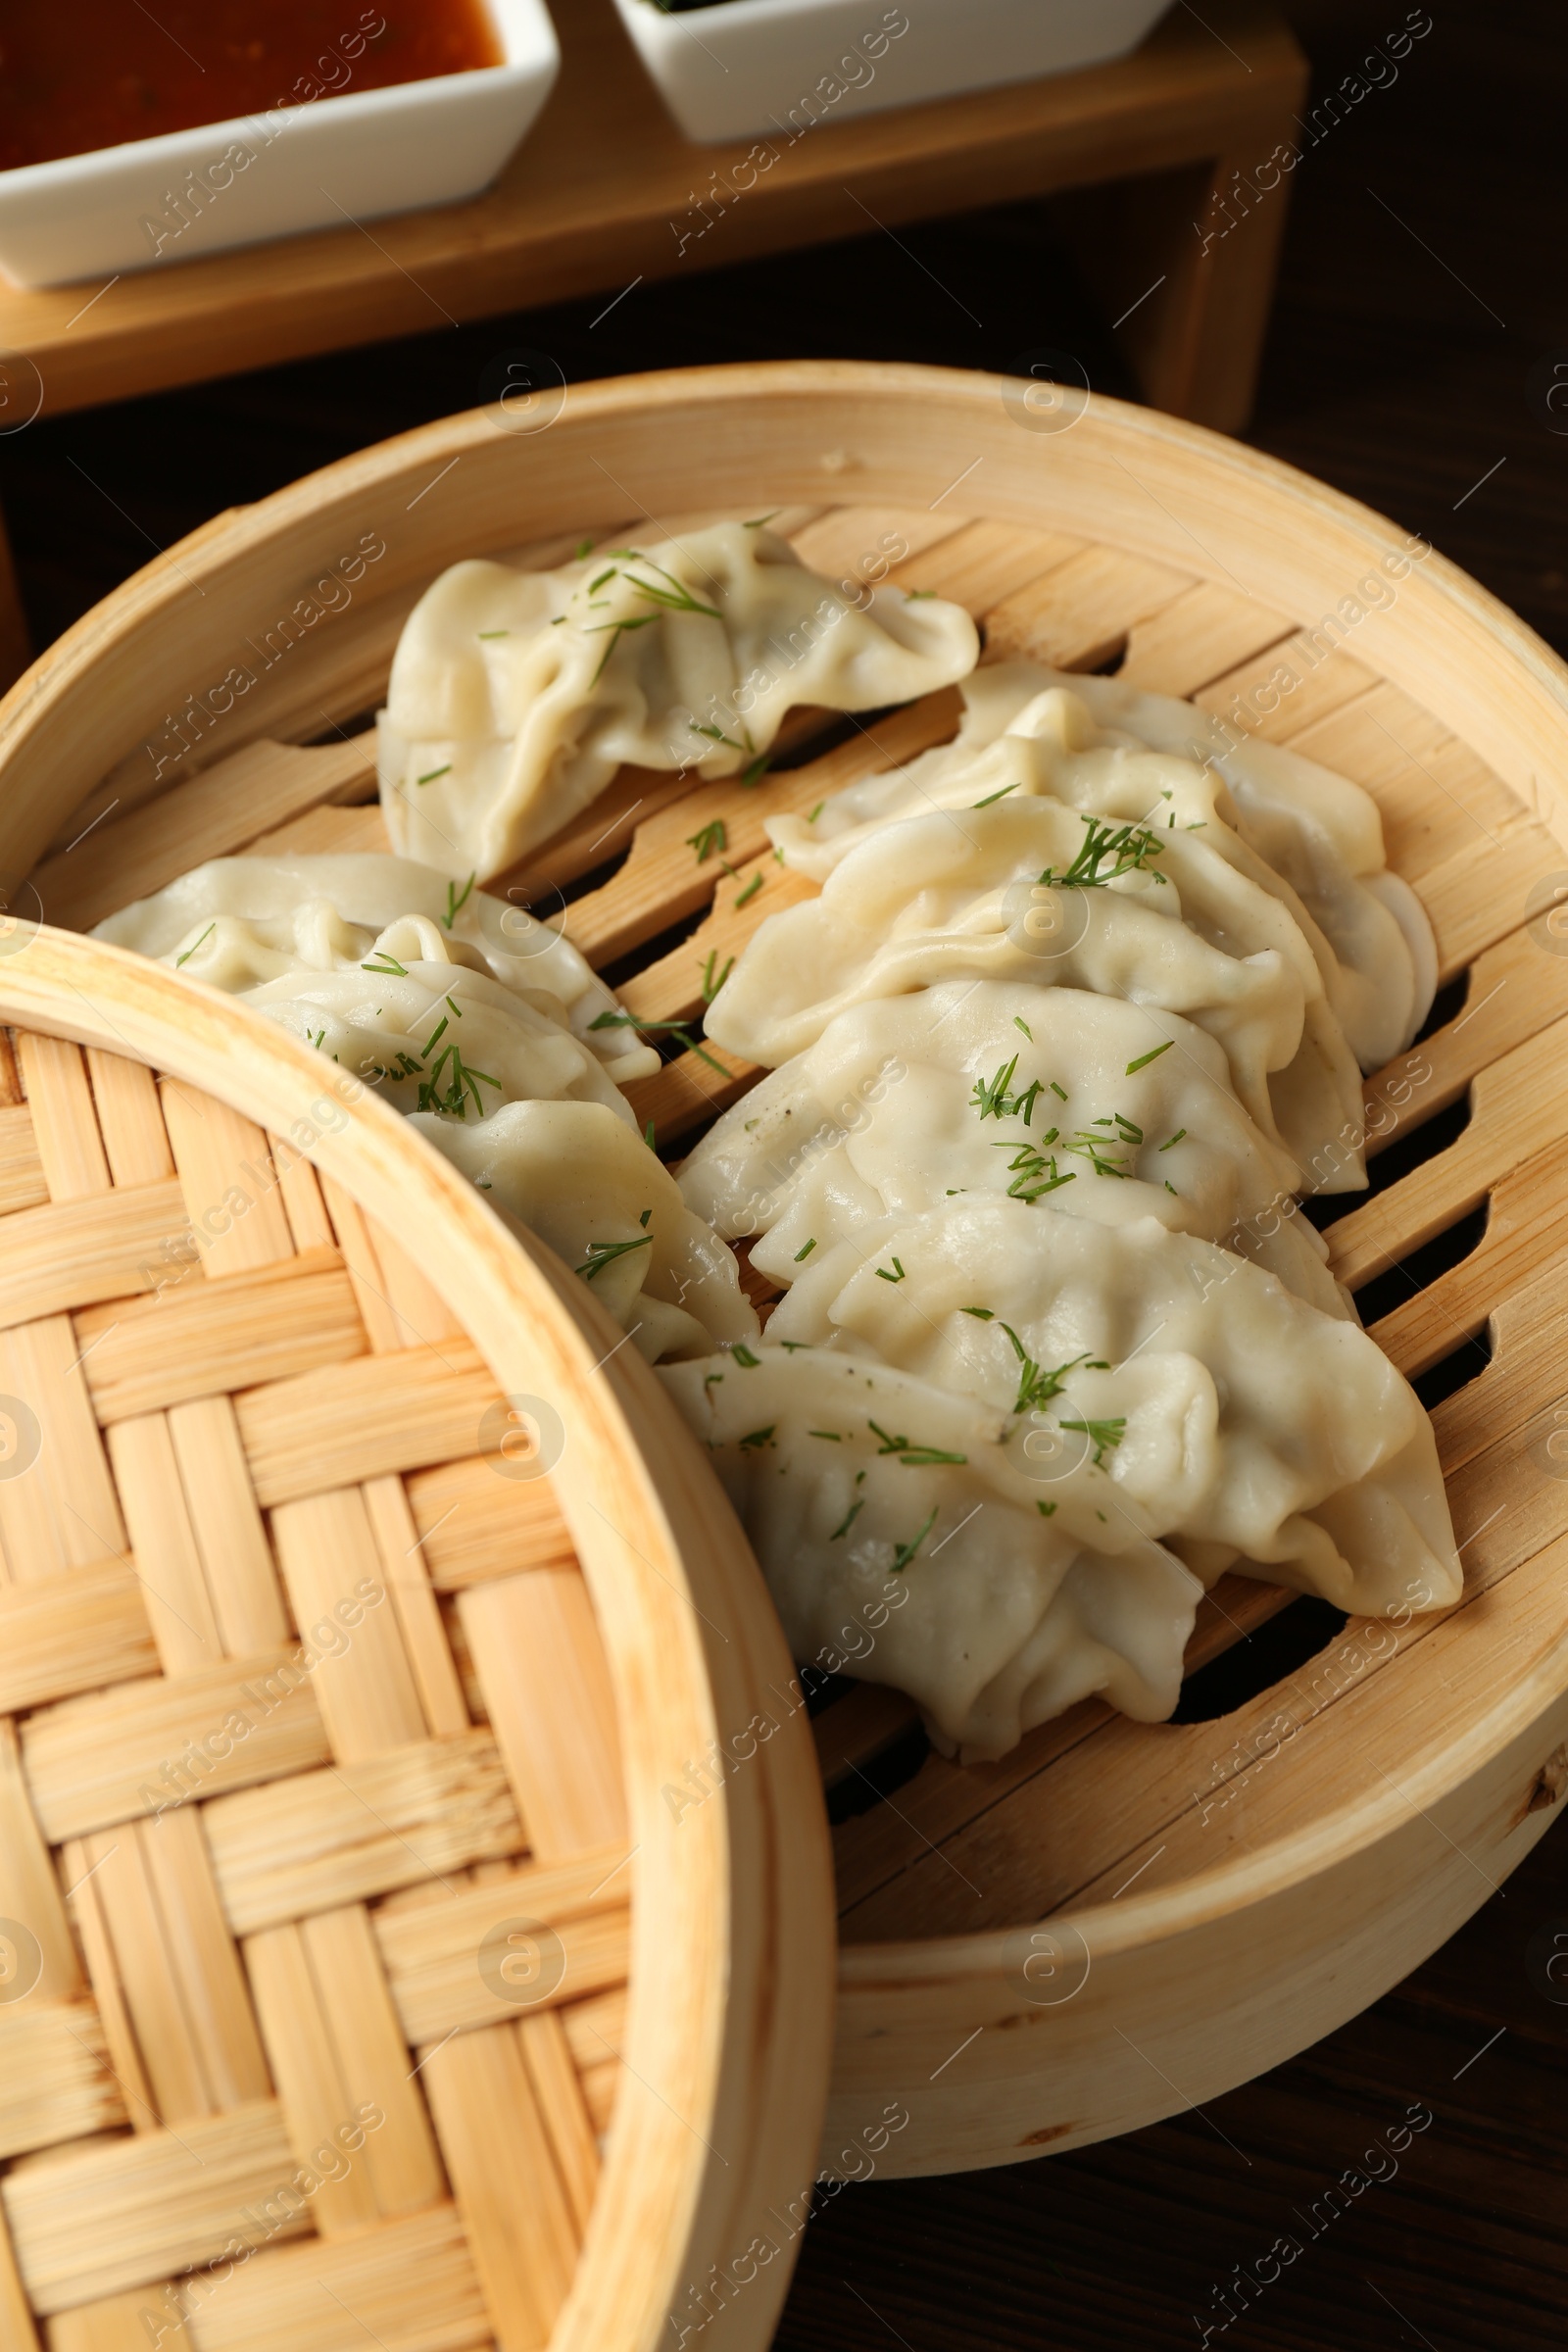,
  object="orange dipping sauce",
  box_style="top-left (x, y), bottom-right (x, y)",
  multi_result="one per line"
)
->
top-left (0, 2), bottom-right (505, 172)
